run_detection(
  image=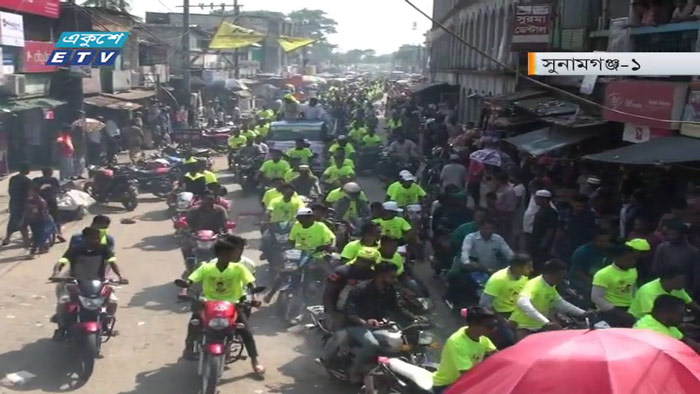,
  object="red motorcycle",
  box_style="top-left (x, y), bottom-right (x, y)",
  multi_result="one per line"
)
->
top-left (50, 277), bottom-right (128, 381)
top-left (174, 279), bottom-right (264, 394)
